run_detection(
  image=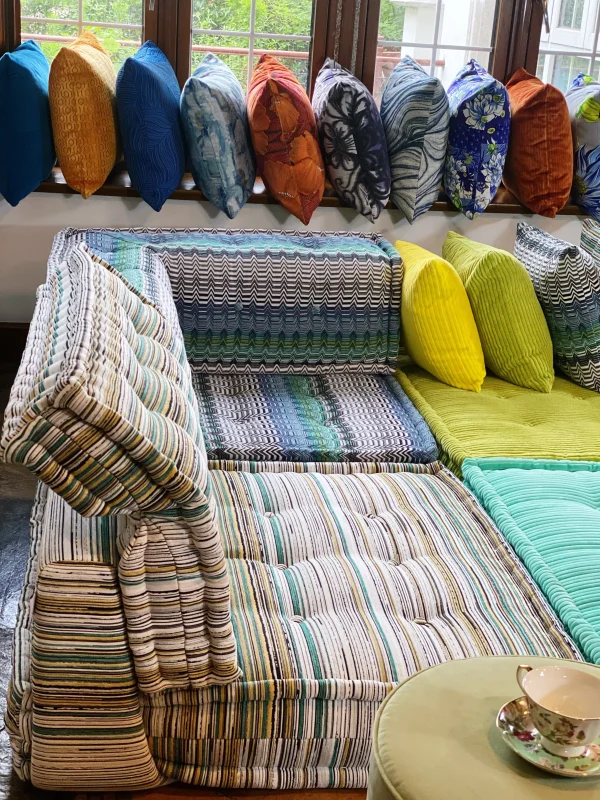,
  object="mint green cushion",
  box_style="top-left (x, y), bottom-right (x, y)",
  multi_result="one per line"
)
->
top-left (464, 458), bottom-right (600, 663)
